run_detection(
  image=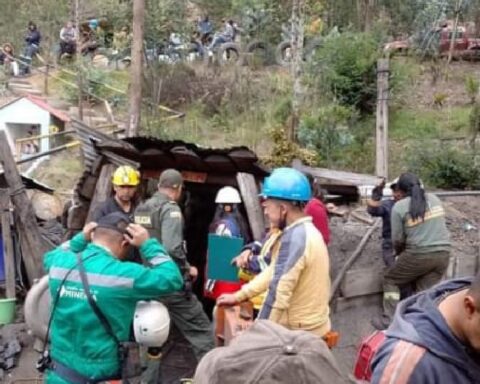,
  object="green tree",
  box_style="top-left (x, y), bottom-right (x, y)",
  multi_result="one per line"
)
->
top-left (307, 30), bottom-right (382, 114)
